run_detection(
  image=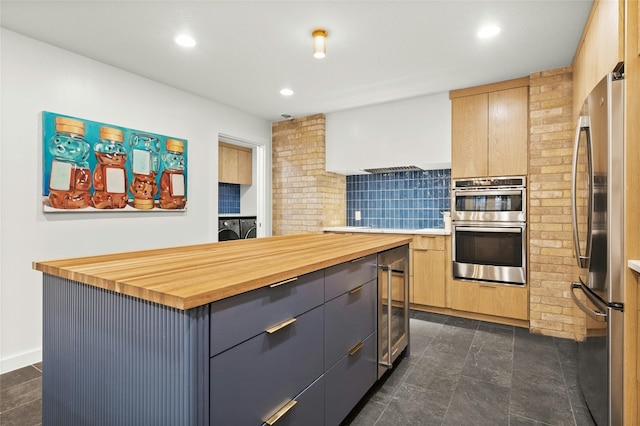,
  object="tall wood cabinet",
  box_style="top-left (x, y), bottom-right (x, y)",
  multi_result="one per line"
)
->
top-left (450, 78), bottom-right (529, 178)
top-left (218, 142), bottom-right (252, 185)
